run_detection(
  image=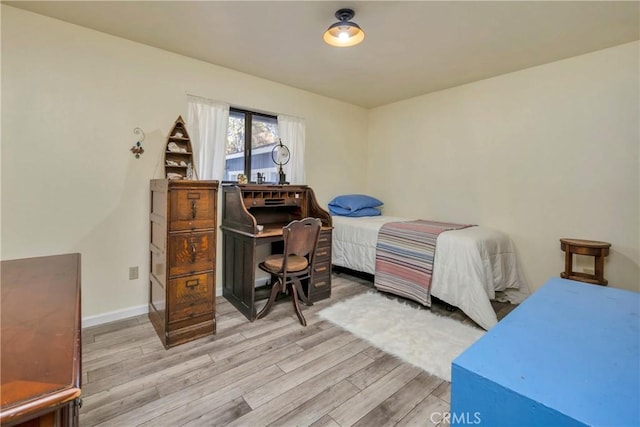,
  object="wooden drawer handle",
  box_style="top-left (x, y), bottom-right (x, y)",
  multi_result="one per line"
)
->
top-left (315, 266), bottom-right (327, 273)
top-left (190, 244), bottom-right (197, 263)
top-left (314, 281), bottom-right (327, 288)
top-left (185, 279), bottom-right (200, 289)
top-left (191, 200), bottom-right (197, 219)
top-left (316, 250), bottom-right (328, 257)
